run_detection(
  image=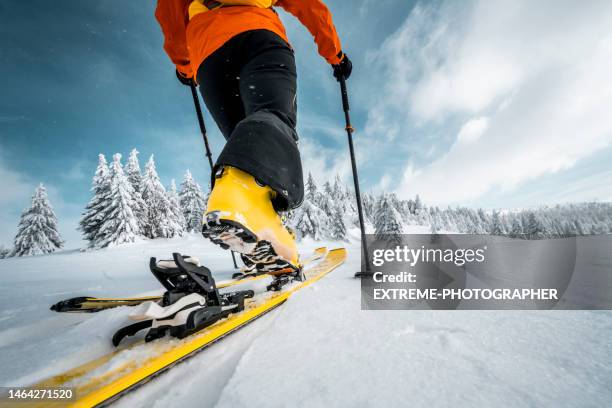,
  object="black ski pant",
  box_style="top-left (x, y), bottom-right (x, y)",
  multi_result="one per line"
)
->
top-left (197, 29), bottom-right (303, 211)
